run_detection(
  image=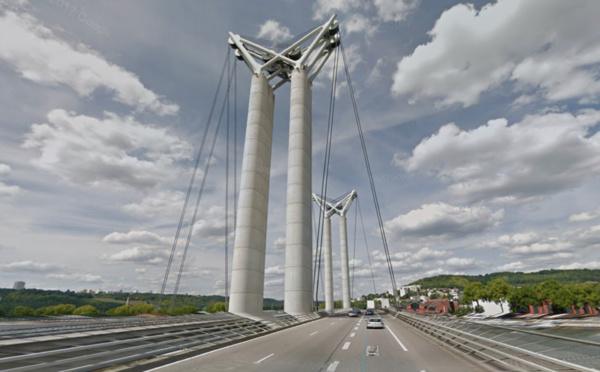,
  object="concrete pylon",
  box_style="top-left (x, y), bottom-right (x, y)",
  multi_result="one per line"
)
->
top-left (339, 215), bottom-right (351, 310)
top-left (229, 75), bottom-right (274, 315)
top-left (323, 216), bottom-right (334, 313)
top-left (284, 70), bottom-right (313, 315)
